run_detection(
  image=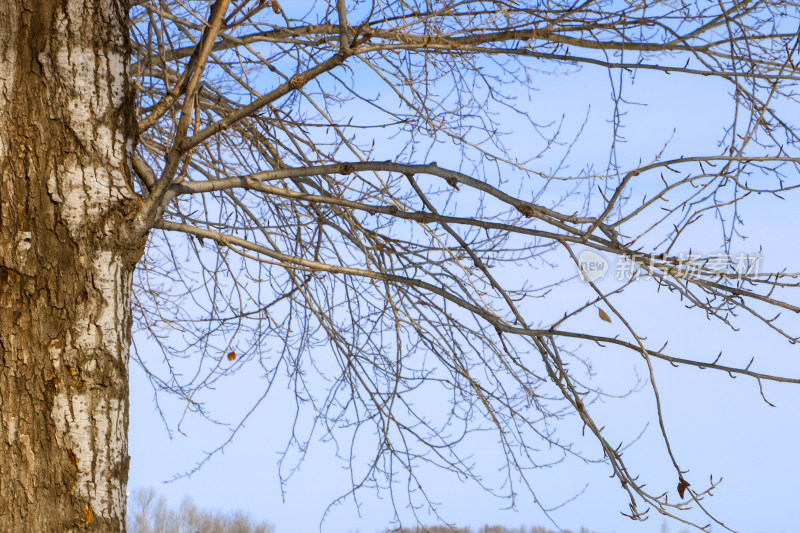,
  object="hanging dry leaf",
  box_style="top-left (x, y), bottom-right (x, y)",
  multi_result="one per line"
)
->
top-left (84, 503), bottom-right (93, 525)
top-left (677, 477), bottom-right (690, 498)
top-left (227, 351), bottom-right (236, 361)
top-left (598, 308), bottom-right (612, 322)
